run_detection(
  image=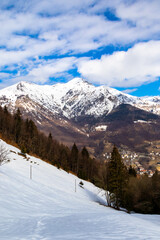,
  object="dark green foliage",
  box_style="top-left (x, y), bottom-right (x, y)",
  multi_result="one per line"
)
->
top-left (59, 146), bottom-right (70, 172)
top-left (13, 108), bottom-right (22, 143)
top-left (20, 145), bottom-right (27, 154)
top-left (104, 147), bottom-right (160, 213)
top-left (106, 146), bottom-right (128, 209)
top-left (77, 146), bottom-right (98, 182)
top-left (151, 170), bottom-right (160, 213)
top-left (78, 147), bottom-right (89, 179)
top-left (128, 165), bottom-right (137, 177)
top-left (70, 143), bottom-right (79, 173)
top-left (124, 172), bottom-right (160, 214)
top-left (81, 146), bottom-right (89, 159)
